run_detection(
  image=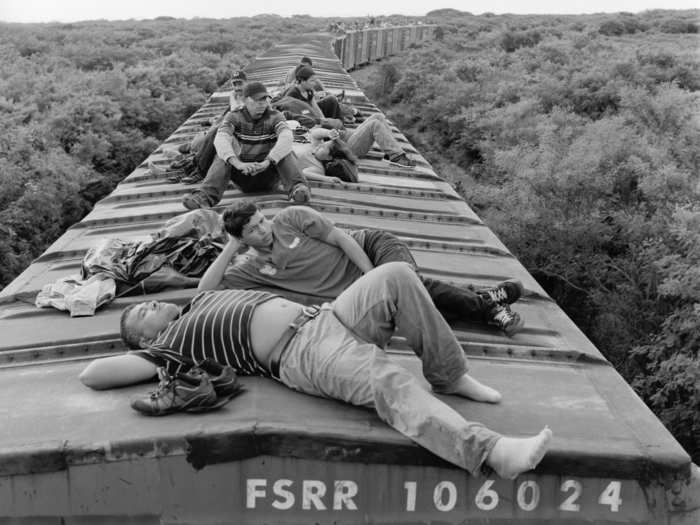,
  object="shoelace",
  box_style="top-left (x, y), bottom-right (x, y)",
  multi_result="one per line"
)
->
top-left (493, 306), bottom-right (515, 325)
top-left (487, 286), bottom-right (509, 304)
top-left (151, 368), bottom-right (174, 399)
